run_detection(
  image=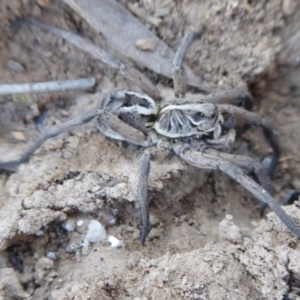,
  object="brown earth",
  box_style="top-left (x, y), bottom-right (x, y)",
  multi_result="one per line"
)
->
top-left (0, 0), bottom-right (300, 299)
